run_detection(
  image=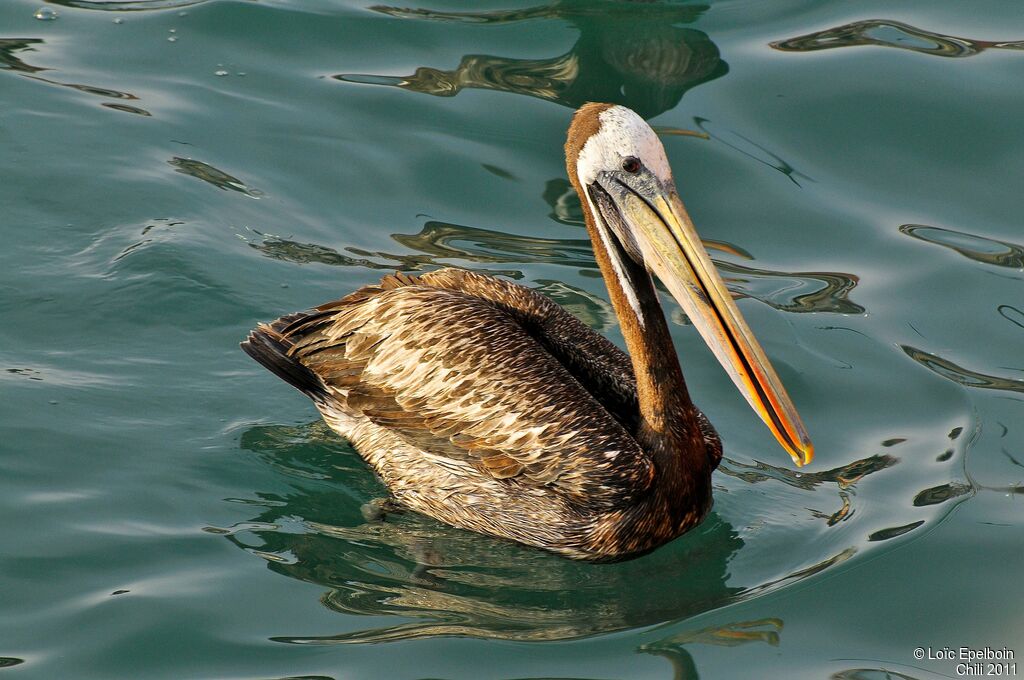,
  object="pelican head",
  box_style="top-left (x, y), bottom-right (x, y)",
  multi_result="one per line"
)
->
top-left (567, 103), bottom-right (813, 466)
